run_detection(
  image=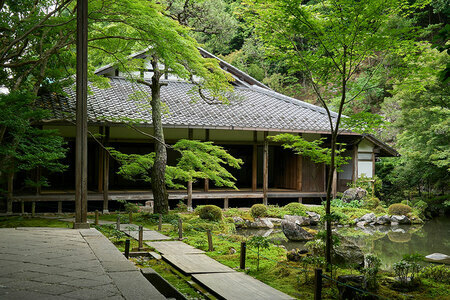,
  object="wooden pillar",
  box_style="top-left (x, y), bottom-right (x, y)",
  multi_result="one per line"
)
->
top-left (263, 131), bottom-right (268, 205)
top-left (74, 0), bottom-right (89, 229)
top-left (98, 126), bottom-right (104, 193)
top-left (21, 201), bottom-right (25, 215)
top-left (204, 129), bottom-right (210, 192)
top-left (224, 197), bottom-right (229, 209)
top-left (297, 155), bottom-right (302, 191)
top-left (252, 131), bottom-right (257, 191)
top-left (298, 197), bottom-right (303, 203)
top-left (58, 201), bottom-right (63, 214)
top-left (187, 181), bottom-right (193, 211)
top-left (6, 172), bottom-right (13, 214)
top-left (188, 128), bottom-right (193, 140)
top-left (31, 201), bottom-right (36, 217)
top-left (353, 145), bottom-right (358, 183)
top-left (103, 126), bottom-right (110, 214)
top-left (332, 169), bottom-right (338, 199)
